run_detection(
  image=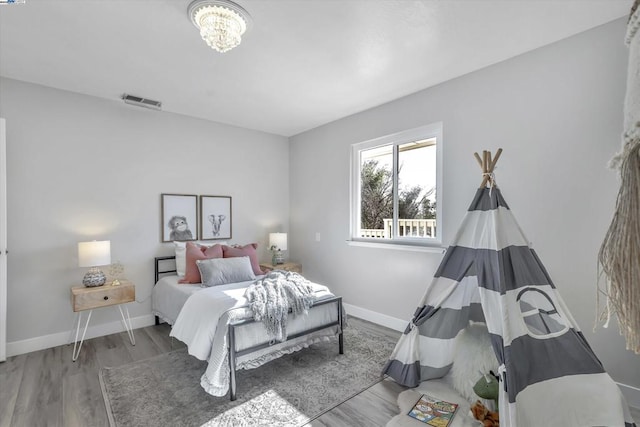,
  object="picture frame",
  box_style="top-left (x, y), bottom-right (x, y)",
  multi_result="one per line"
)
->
top-left (161, 194), bottom-right (198, 242)
top-left (200, 195), bottom-right (232, 240)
